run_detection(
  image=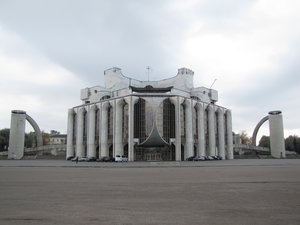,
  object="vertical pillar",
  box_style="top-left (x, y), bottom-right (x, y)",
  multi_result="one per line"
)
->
top-left (100, 102), bottom-right (110, 157)
top-left (97, 103), bottom-right (101, 157)
top-left (269, 111), bottom-right (285, 158)
top-left (110, 100), bottom-right (116, 157)
top-left (184, 99), bottom-right (193, 158)
top-left (87, 104), bottom-right (96, 158)
top-left (170, 96), bottom-right (184, 161)
top-left (114, 98), bottom-right (124, 157)
top-left (225, 109), bottom-right (234, 159)
top-left (217, 108), bottom-right (225, 159)
top-left (196, 103), bottom-right (205, 156)
top-left (8, 110), bottom-right (26, 159)
top-left (125, 96), bottom-right (139, 161)
top-left (66, 108), bottom-right (75, 159)
top-left (234, 134), bottom-right (243, 156)
top-left (76, 107), bottom-right (85, 157)
top-left (208, 105), bottom-right (216, 156)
